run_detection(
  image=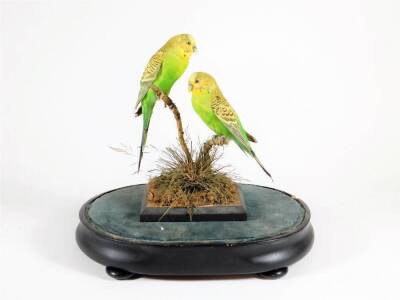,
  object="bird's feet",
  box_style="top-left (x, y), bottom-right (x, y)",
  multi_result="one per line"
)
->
top-left (211, 135), bottom-right (229, 146)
